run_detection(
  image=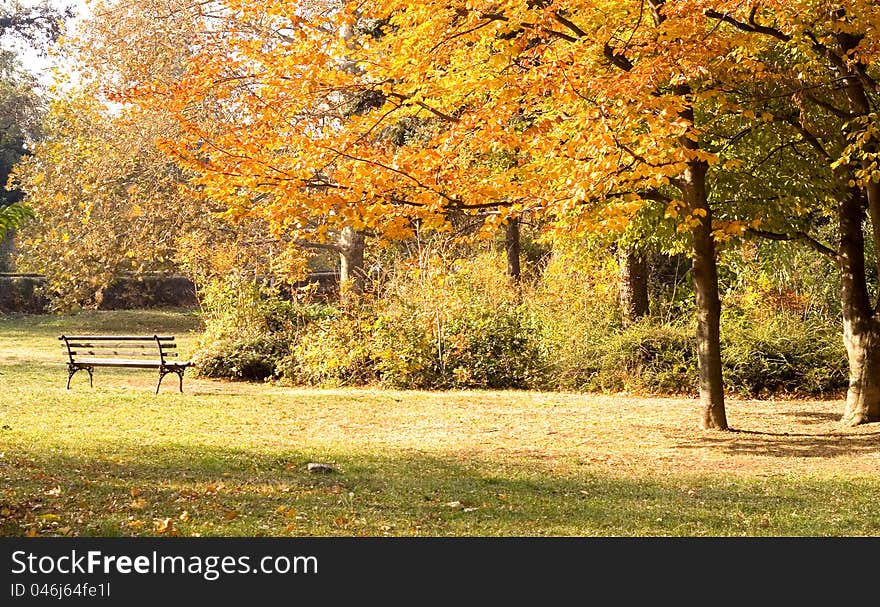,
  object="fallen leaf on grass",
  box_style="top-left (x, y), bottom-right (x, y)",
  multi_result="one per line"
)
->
top-left (38, 514), bottom-right (61, 522)
top-left (223, 510), bottom-right (238, 521)
top-left (25, 527), bottom-right (39, 537)
top-left (154, 518), bottom-right (178, 535)
top-left (130, 499), bottom-right (147, 510)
